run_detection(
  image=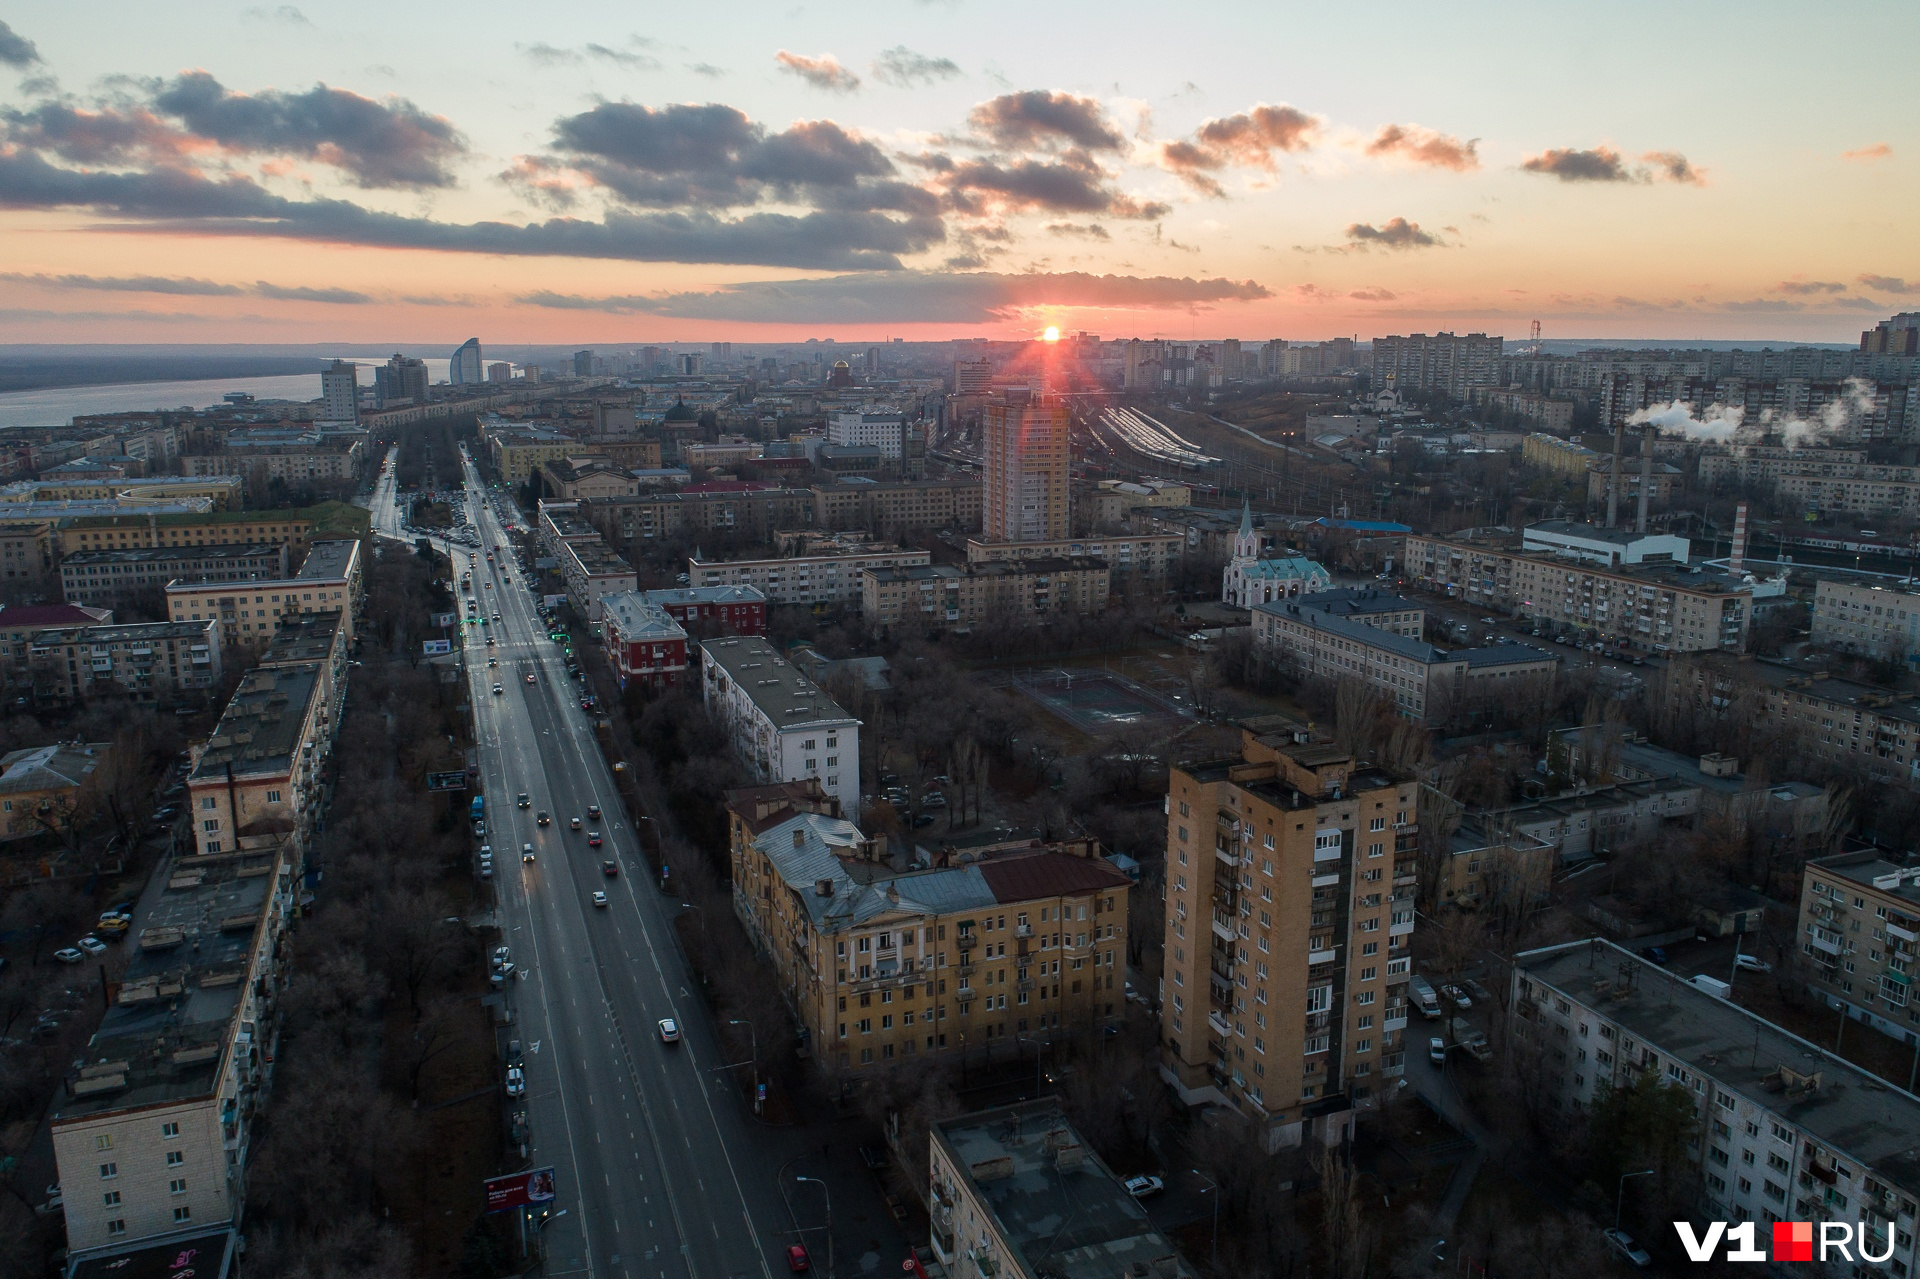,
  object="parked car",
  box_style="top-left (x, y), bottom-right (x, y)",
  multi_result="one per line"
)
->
top-left (1441, 983), bottom-right (1472, 1010)
top-left (505, 1065), bottom-right (525, 1098)
top-left (54, 948), bottom-right (83, 964)
top-left (76, 936), bottom-right (107, 956)
top-left (1429, 1036), bottom-right (1448, 1064)
top-left (1601, 1228), bottom-right (1652, 1268)
top-left (1645, 946), bottom-right (1670, 966)
top-left (786, 1244), bottom-right (810, 1273)
top-left (492, 946), bottom-right (511, 969)
top-left (657, 1018), bottom-right (680, 1043)
top-left (1123, 1175), bottom-right (1164, 1198)
top-left (1734, 953), bottom-right (1773, 973)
